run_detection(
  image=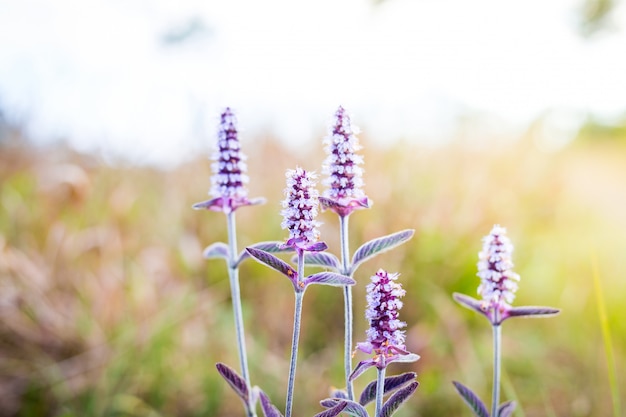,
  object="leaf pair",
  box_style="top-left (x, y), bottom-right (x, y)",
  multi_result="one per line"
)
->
top-left (452, 293), bottom-right (561, 325)
top-left (246, 247), bottom-right (356, 292)
top-left (302, 229), bottom-right (415, 275)
top-left (317, 372), bottom-right (419, 417)
top-left (349, 353), bottom-right (420, 382)
top-left (452, 381), bottom-right (516, 417)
